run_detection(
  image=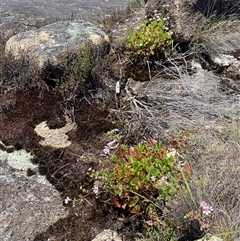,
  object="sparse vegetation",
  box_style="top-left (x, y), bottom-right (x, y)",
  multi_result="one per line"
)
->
top-left (181, 123), bottom-right (240, 241)
top-left (57, 40), bottom-right (95, 103)
top-left (73, 42), bottom-right (93, 82)
top-left (1, 0), bottom-right (240, 240)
